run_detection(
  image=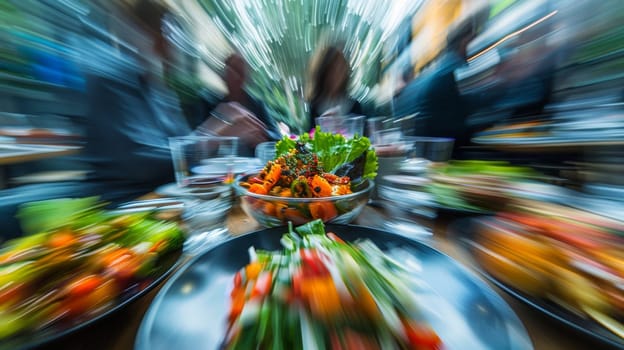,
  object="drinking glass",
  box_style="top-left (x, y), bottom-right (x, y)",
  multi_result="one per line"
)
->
top-left (374, 128), bottom-right (403, 145)
top-left (373, 139), bottom-right (415, 194)
top-left (255, 141), bottom-right (277, 164)
top-left (315, 115), bottom-right (365, 138)
top-left (169, 135), bottom-right (238, 254)
top-left (169, 136), bottom-right (238, 187)
top-left (407, 137), bottom-right (455, 163)
top-left (367, 114), bottom-right (419, 144)
top-left (366, 116), bottom-right (393, 144)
